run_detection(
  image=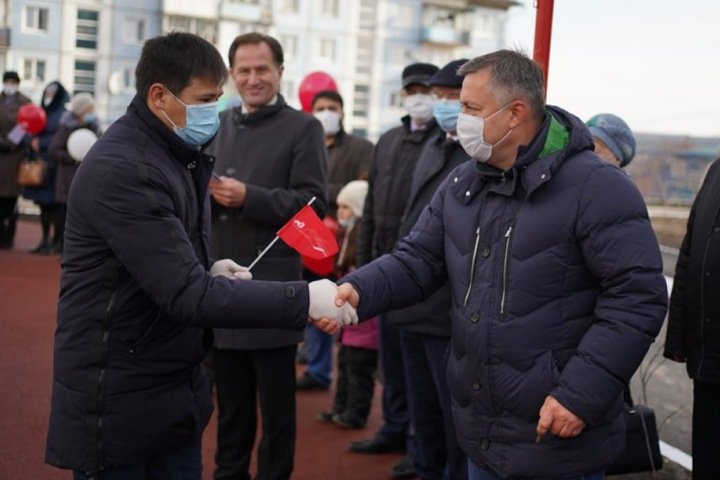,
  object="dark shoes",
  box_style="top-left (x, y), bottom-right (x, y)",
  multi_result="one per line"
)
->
top-left (318, 411), bottom-right (335, 423)
top-left (318, 410), bottom-right (366, 429)
top-left (391, 454), bottom-right (417, 480)
top-left (332, 412), bottom-right (366, 429)
top-left (296, 373), bottom-right (329, 391)
top-left (349, 434), bottom-right (407, 454)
